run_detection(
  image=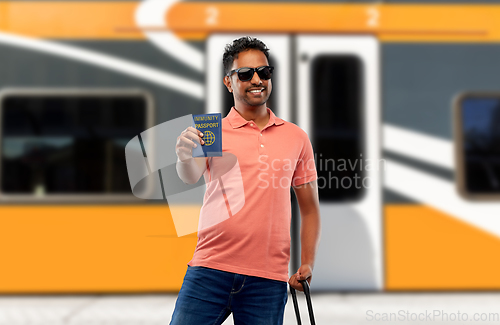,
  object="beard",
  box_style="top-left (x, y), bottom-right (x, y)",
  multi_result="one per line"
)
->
top-left (235, 89), bottom-right (271, 107)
